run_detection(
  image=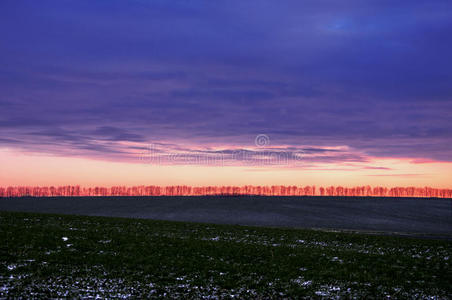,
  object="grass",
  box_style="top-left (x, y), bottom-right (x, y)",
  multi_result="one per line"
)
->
top-left (0, 211), bottom-right (451, 298)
